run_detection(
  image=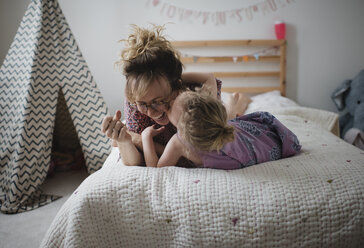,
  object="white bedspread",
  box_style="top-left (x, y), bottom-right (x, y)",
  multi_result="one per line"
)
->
top-left (41, 106), bottom-right (364, 248)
